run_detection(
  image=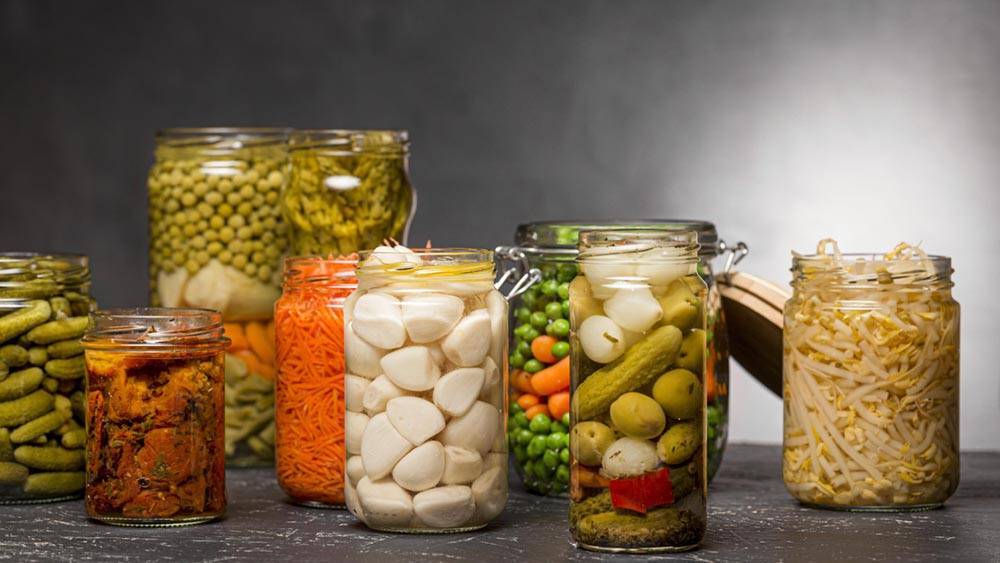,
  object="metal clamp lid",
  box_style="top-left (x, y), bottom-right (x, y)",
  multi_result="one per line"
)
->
top-left (494, 246), bottom-right (543, 301)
